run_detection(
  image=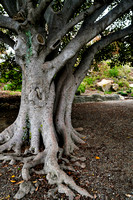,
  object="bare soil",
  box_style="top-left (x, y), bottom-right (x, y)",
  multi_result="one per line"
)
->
top-left (0, 96), bottom-right (133, 199)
